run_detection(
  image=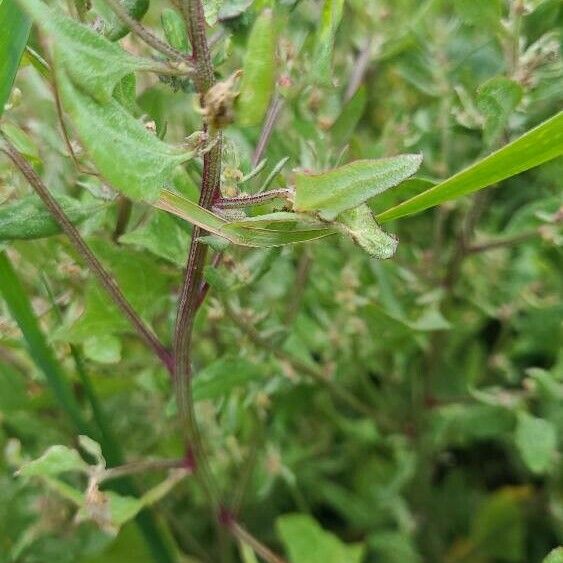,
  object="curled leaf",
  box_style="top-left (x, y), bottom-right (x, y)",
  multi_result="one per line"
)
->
top-left (337, 204), bottom-right (398, 259)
